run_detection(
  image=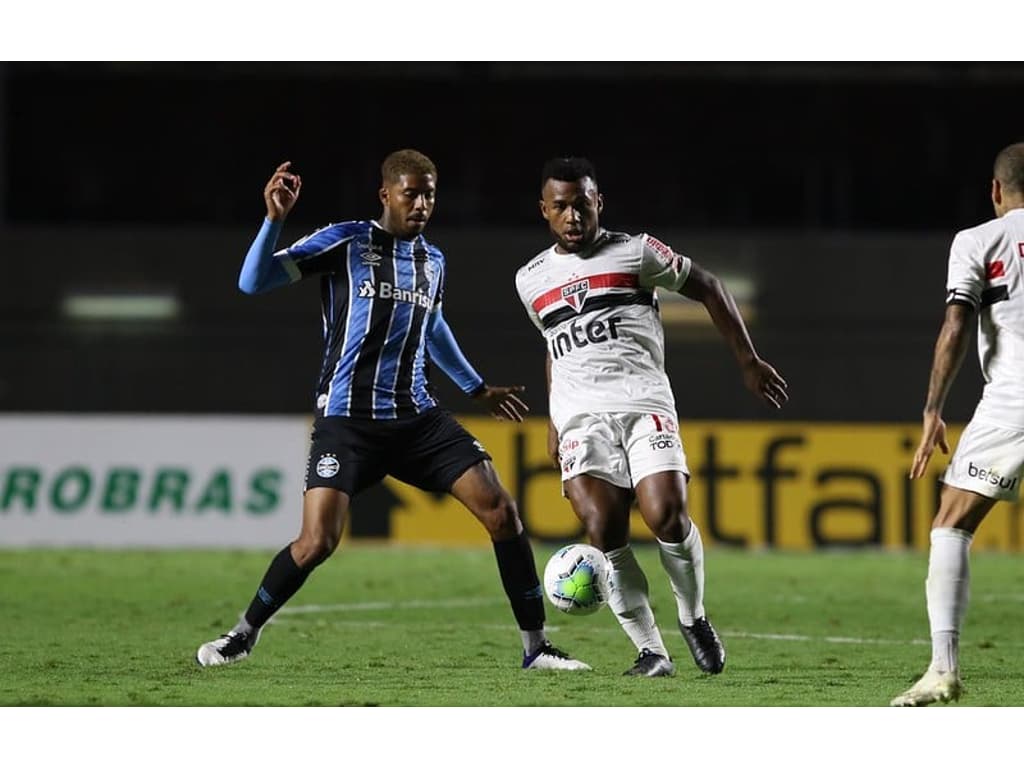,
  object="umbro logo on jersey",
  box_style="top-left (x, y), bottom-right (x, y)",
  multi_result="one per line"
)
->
top-left (360, 243), bottom-right (385, 266)
top-left (561, 279), bottom-right (590, 311)
top-left (358, 279), bottom-right (376, 298)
